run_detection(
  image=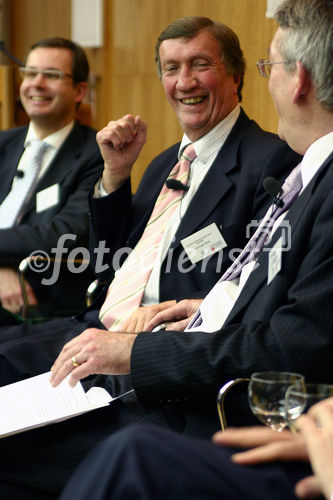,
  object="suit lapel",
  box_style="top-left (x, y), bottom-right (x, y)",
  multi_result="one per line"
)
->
top-left (224, 154), bottom-right (333, 325)
top-left (0, 129), bottom-right (26, 203)
top-left (172, 110), bottom-right (251, 247)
